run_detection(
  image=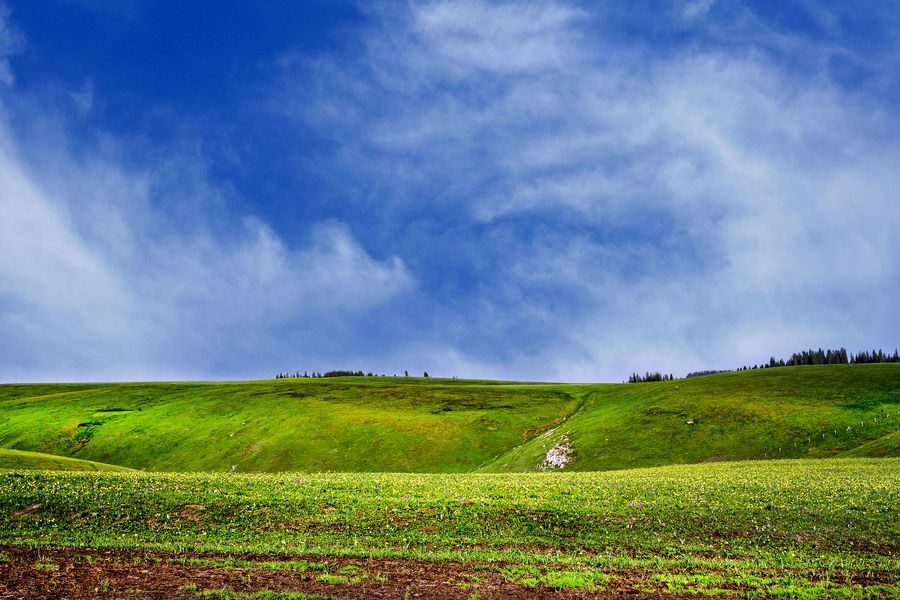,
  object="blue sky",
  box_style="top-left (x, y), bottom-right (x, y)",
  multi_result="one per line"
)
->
top-left (1, 1), bottom-right (899, 382)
